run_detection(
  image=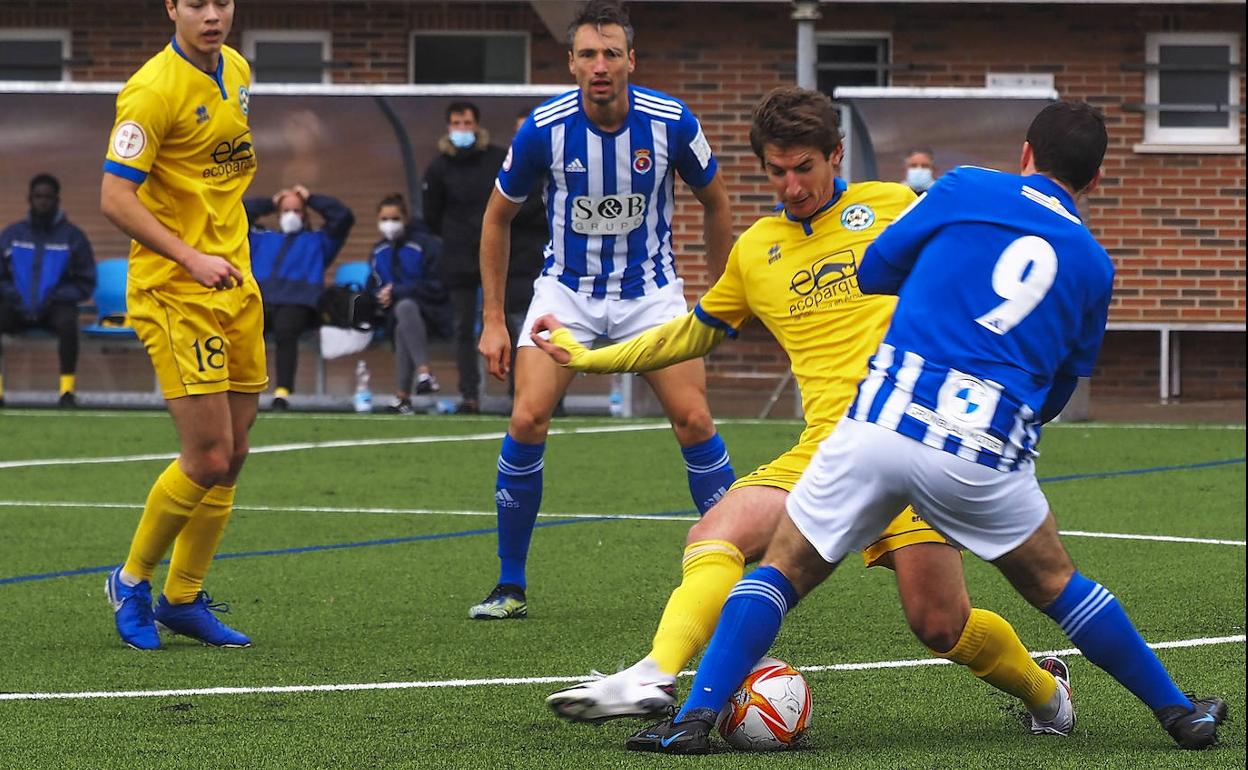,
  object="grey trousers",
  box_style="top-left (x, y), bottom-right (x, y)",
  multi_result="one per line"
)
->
top-left (392, 297), bottom-right (429, 393)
